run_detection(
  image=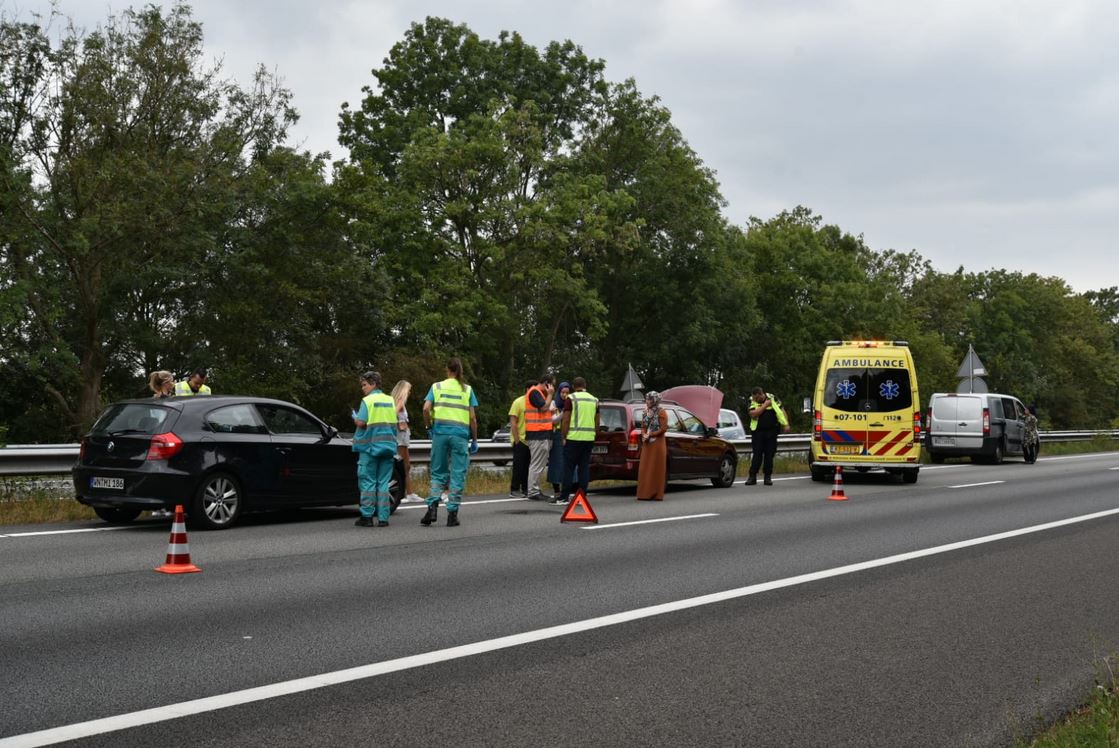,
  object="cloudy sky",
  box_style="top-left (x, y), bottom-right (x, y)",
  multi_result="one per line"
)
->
top-left (11, 0), bottom-right (1119, 292)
